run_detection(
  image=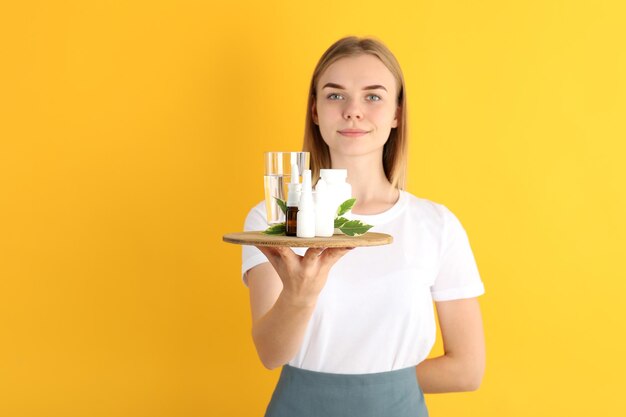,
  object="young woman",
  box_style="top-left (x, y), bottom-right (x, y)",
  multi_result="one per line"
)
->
top-left (241, 36), bottom-right (486, 417)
